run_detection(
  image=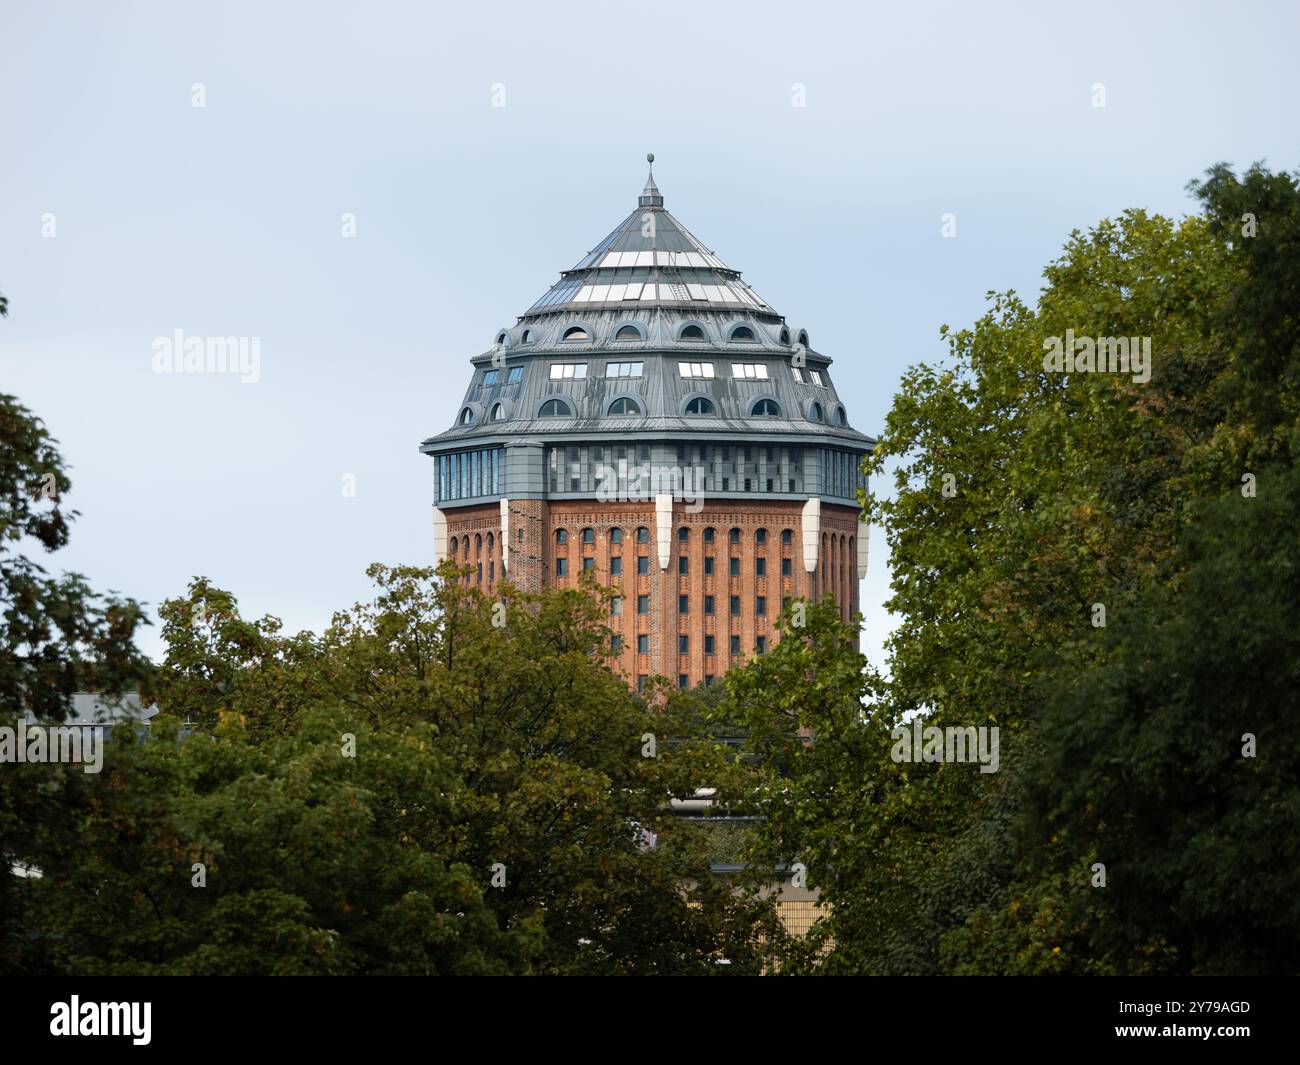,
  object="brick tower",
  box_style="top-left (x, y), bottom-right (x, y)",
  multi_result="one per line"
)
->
top-left (420, 156), bottom-right (873, 690)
